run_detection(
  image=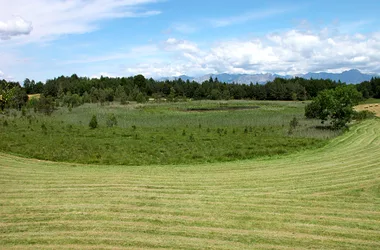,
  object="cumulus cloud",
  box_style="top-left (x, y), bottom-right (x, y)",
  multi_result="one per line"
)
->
top-left (90, 72), bottom-right (118, 79)
top-left (0, 16), bottom-right (33, 40)
top-left (164, 38), bottom-right (200, 54)
top-left (0, 0), bottom-right (161, 43)
top-left (0, 69), bottom-right (14, 81)
top-left (125, 28), bottom-right (380, 77)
